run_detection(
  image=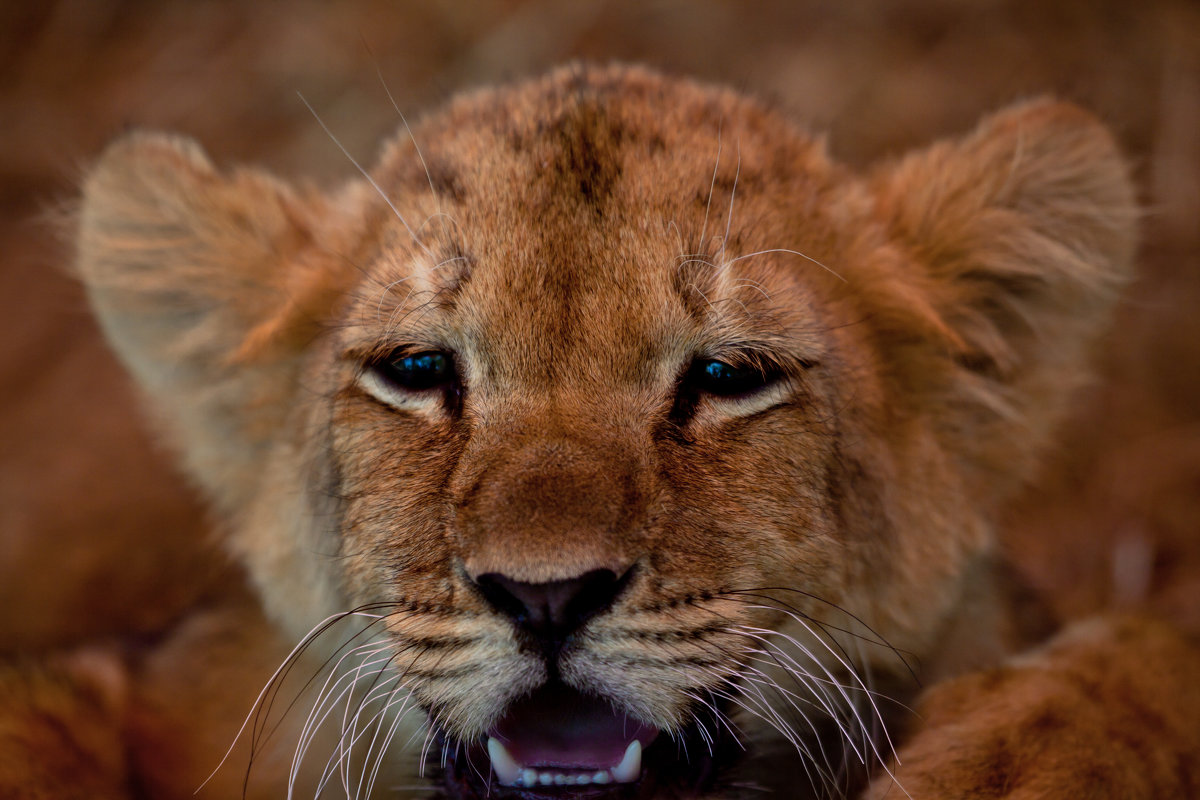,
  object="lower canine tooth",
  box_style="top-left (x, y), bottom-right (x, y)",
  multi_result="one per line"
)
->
top-left (611, 740), bottom-right (642, 783)
top-left (486, 738), bottom-right (522, 787)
